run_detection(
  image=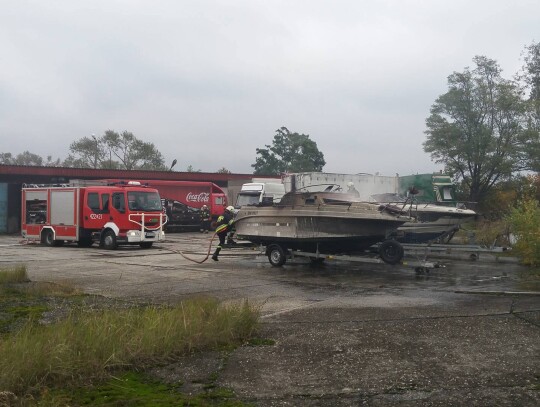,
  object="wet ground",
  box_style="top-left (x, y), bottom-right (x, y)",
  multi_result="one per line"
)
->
top-left (1, 233), bottom-right (539, 406)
